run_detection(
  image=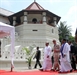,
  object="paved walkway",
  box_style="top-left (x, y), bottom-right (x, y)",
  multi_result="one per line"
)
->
top-left (1, 67), bottom-right (77, 75)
